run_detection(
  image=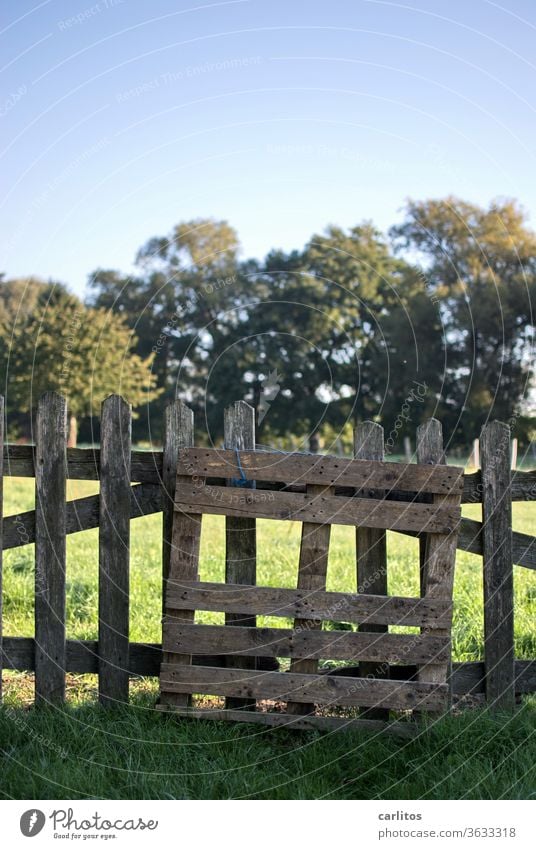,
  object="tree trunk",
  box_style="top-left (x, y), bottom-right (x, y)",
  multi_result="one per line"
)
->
top-left (67, 413), bottom-right (78, 448)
